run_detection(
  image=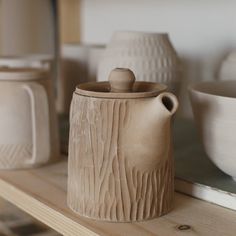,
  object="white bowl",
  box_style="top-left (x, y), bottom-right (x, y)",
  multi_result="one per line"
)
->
top-left (189, 81), bottom-right (236, 180)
